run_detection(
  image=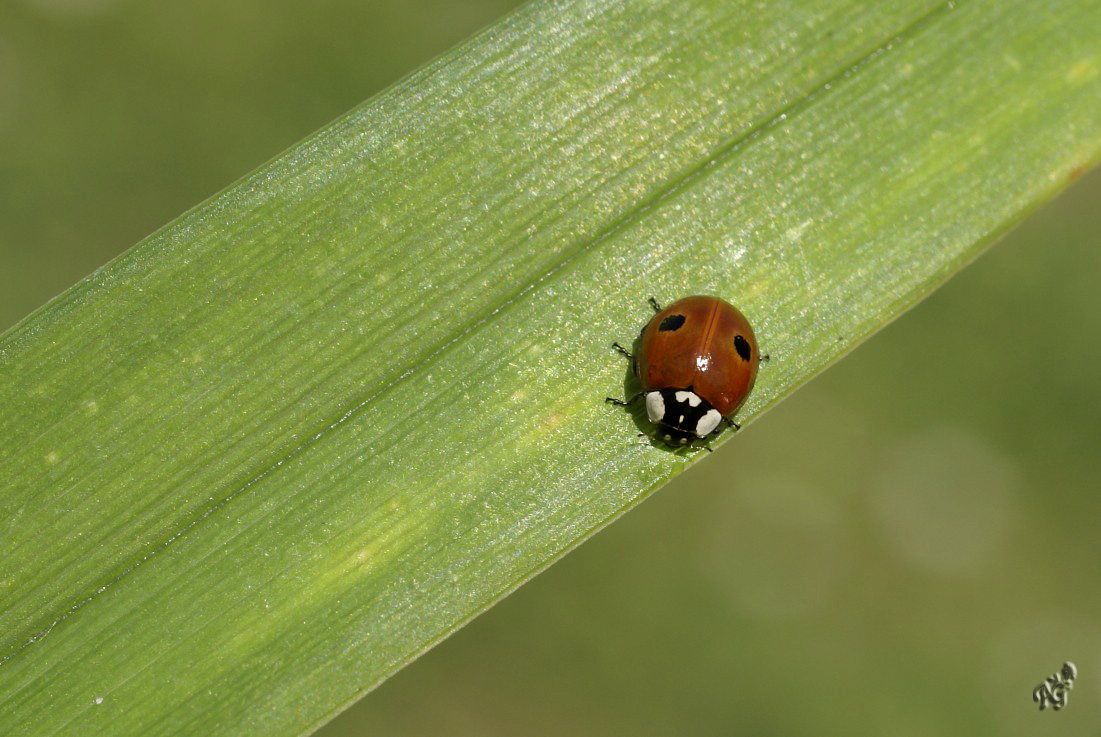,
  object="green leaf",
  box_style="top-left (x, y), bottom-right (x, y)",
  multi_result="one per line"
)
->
top-left (1, 0), bottom-right (1098, 734)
